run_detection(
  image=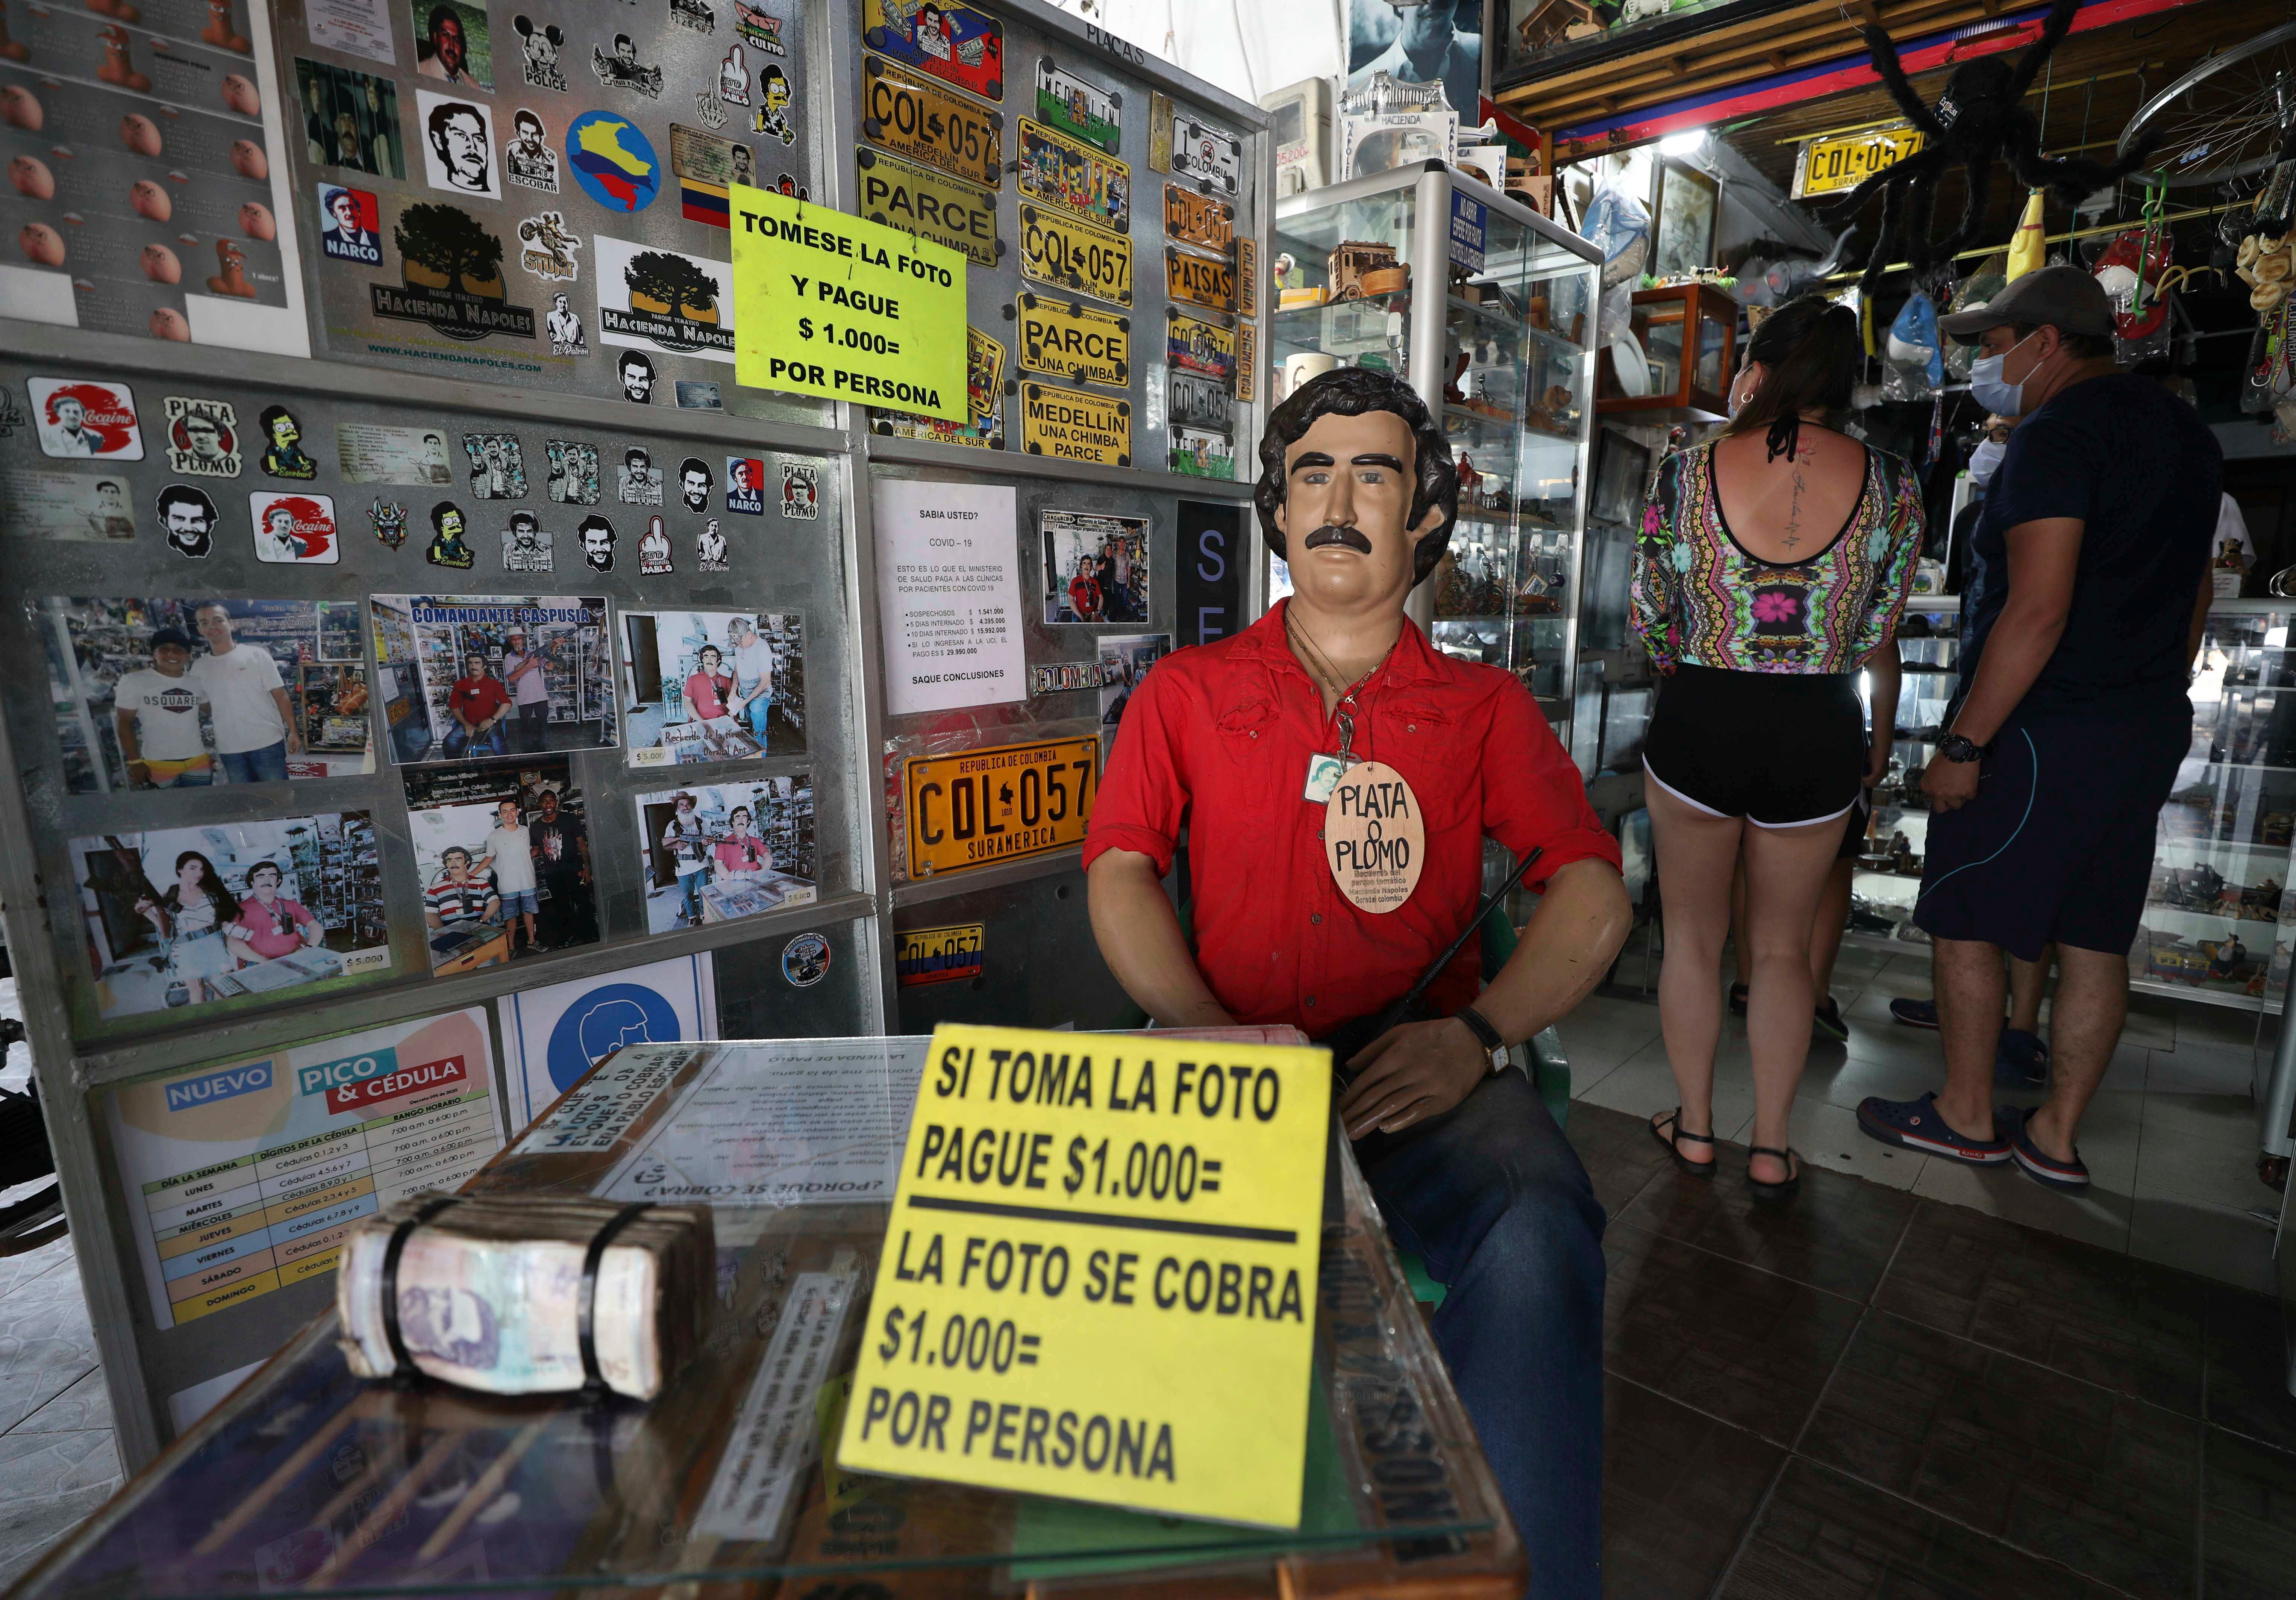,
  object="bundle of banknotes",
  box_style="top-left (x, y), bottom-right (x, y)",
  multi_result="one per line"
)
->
top-left (336, 1195), bottom-right (715, 1400)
